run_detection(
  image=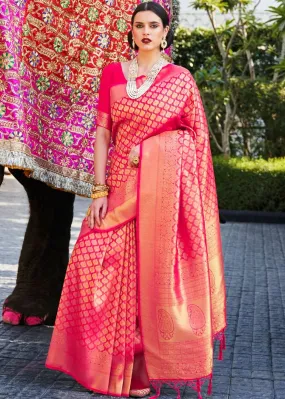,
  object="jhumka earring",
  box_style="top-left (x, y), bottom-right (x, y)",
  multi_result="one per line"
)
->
top-left (161, 37), bottom-right (167, 53)
top-left (131, 36), bottom-right (136, 58)
top-left (161, 36), bottom-right (171, 61)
